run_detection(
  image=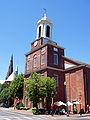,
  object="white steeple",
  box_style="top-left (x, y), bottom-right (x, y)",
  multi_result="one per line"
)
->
top-left (36, 12), bottom-right (53, 40)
